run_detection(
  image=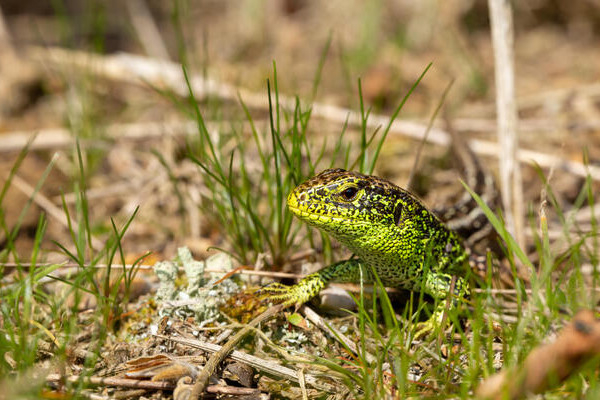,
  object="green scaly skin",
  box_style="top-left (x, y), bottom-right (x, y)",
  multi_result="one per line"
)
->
top-left (259, 168), bottom-right (471, 333)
